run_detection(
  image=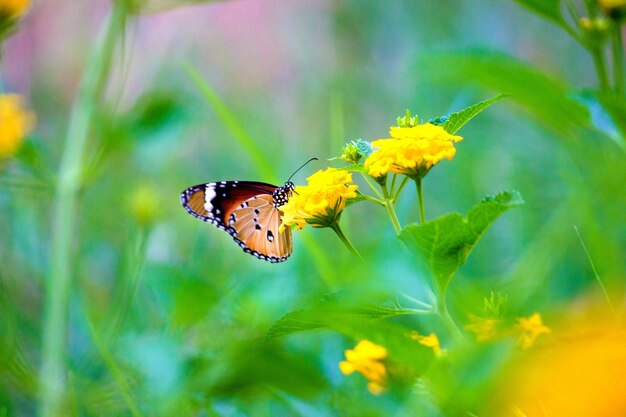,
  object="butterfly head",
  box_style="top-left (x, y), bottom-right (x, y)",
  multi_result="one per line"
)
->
top-left (272, 181), bottom-right (295, 209)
